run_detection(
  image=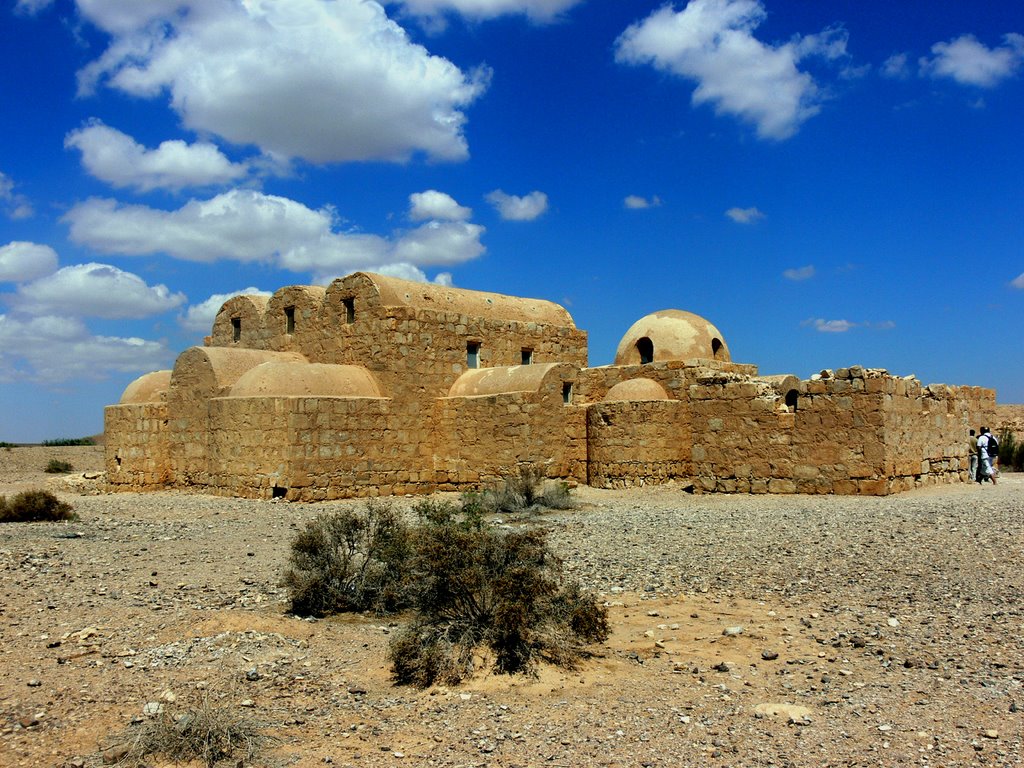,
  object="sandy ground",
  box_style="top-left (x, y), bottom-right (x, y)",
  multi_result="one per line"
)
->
top-left (1, 445), bottom-right (1022, 767)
